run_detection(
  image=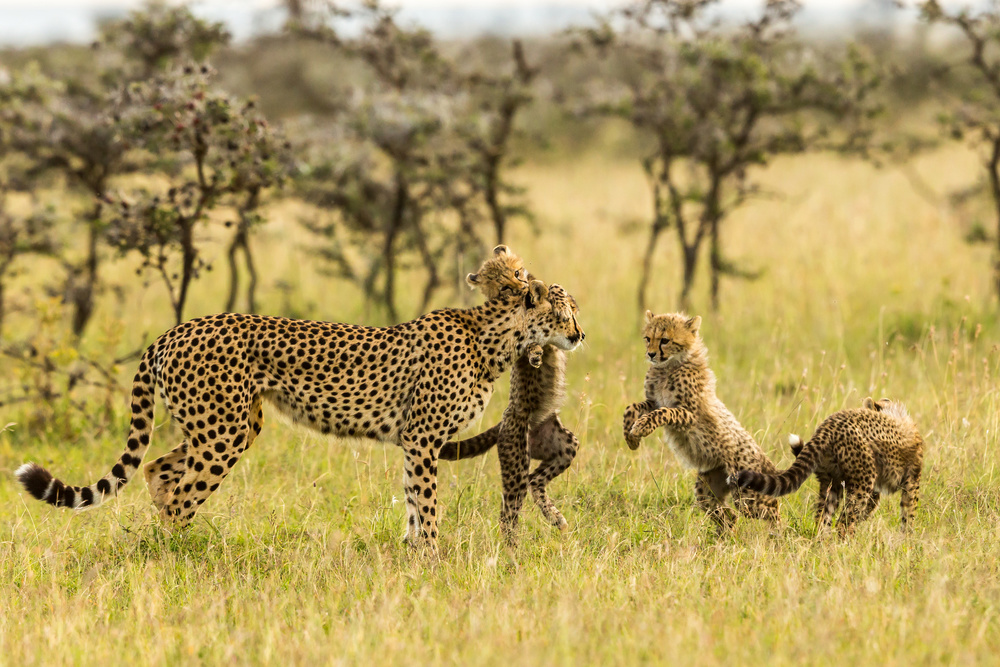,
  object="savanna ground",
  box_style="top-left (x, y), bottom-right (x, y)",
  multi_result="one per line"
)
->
top-left (1, 141), bottom-right (999, 664)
